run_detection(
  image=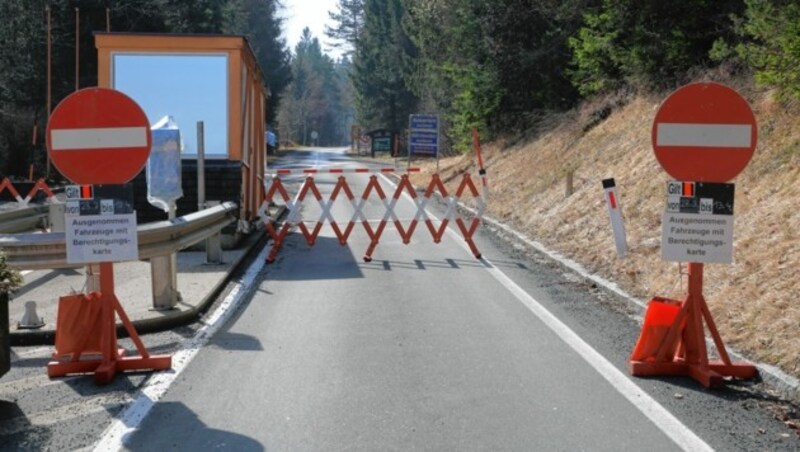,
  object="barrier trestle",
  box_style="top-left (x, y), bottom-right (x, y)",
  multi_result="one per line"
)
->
top-left (257, 169), bottom-right (486, 263)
